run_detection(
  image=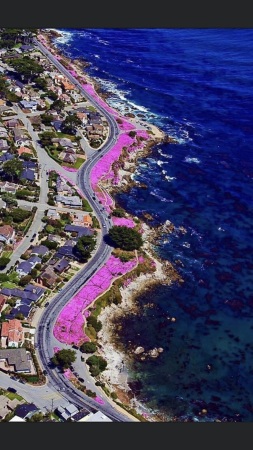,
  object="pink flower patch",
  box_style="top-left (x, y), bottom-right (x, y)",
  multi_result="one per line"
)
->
top-left (53, 346), bottom-right (61, 353)
top-left (53, 255), bottom-right (137, 345)
top-left (62, 166), bottom-right (78, 172)
top-left (94, 396), bottom-right (105, 405)
top-left (64, 368), bottom-right (73, 379)
top-left (112, 217), bottom-right (136, 228)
